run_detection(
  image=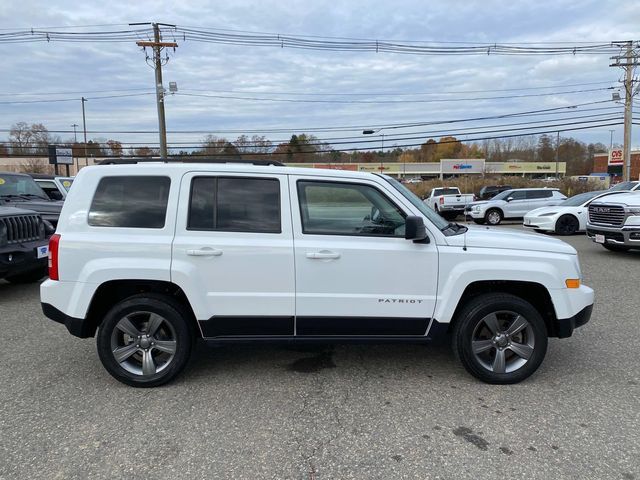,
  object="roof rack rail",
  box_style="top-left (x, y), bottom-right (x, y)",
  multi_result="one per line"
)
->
top-left (97, 157), bottom-right (285, 167)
